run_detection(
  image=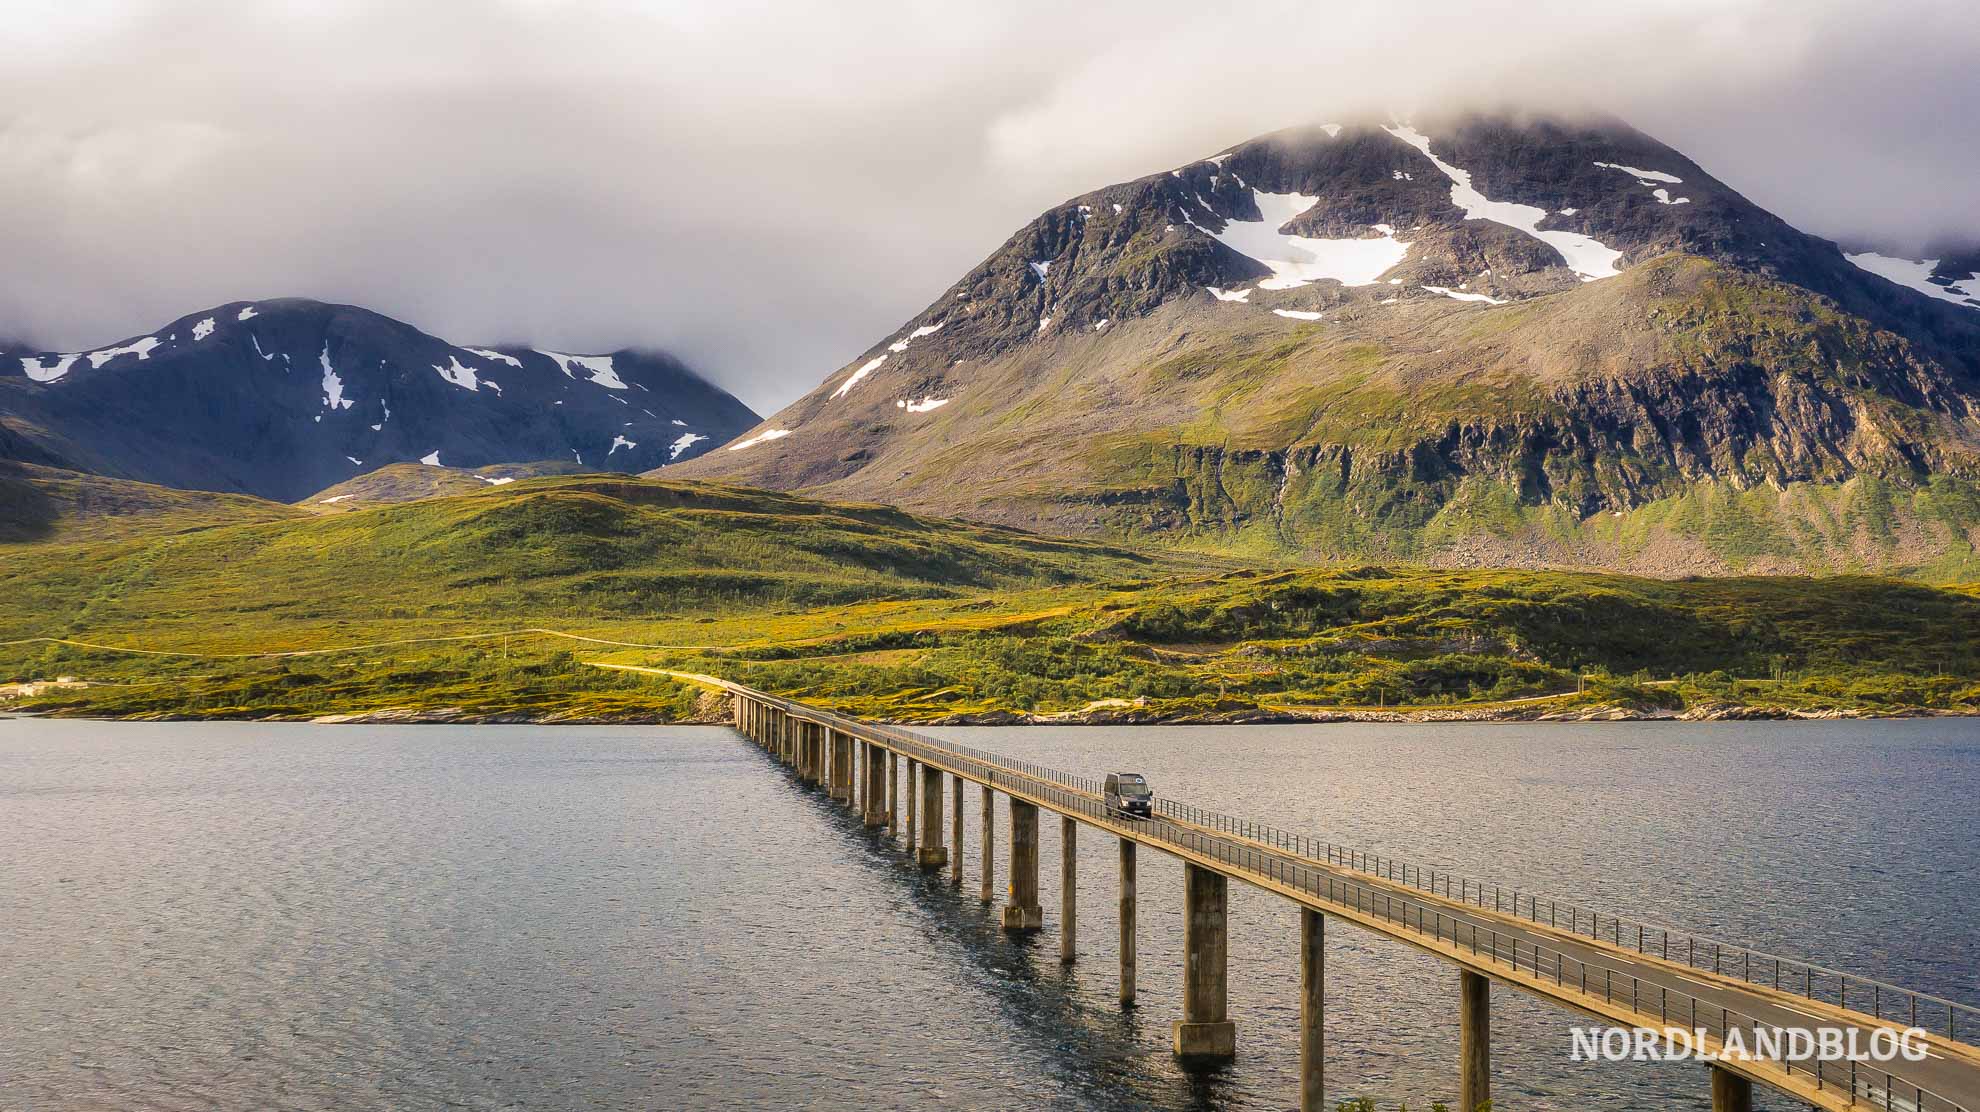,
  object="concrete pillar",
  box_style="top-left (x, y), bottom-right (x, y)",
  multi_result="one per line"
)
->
top-left (1300, 908), bottom-right (1324, 1112)
top-left (1002, 799), bottom-right (1042, 930)
top-left (1459, 969), bottom-right (1490, 1112)
top-left (1711, 1066), bottom-right (1753, 1112)
top-left (887, 753), bottom-right (898, 835)
top-left (863, 743), bottom-right (887, 828)
top-left (833, 731), bottom-right (853, 803)
top-left (905, 759), bottom-right (918, 852)
top-left (917, 763), bottom-right (947, 869)
top-left (950, 775), bottom-right (965, 887)
top-left (1174, 863), bottom-right (1236, 1060)
top-left (979, 784), bottom-right (995, 903)
top-left (1060, 815), bottom-right (1078, 963)
top-left (1119, 838), bottom-right (1137, 1006)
